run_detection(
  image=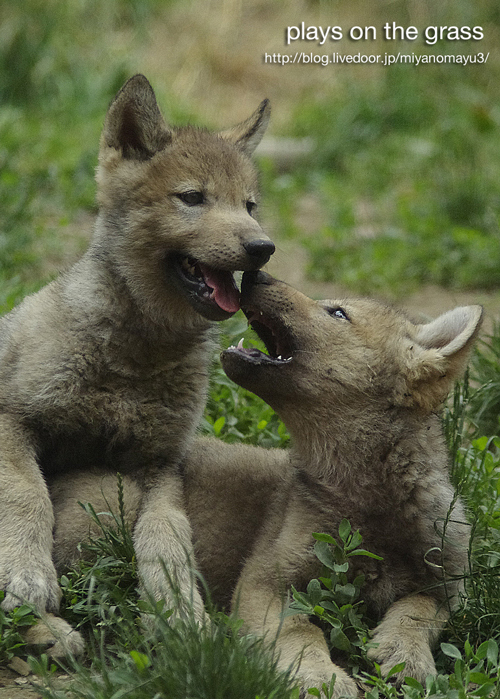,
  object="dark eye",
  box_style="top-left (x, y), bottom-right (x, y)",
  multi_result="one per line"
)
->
top-left (326, 307), bottom-right (349, 321)
top-left (177, 191), bottom-right (204, 206)
top-left (246, 200), bottom-right (256, 216)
